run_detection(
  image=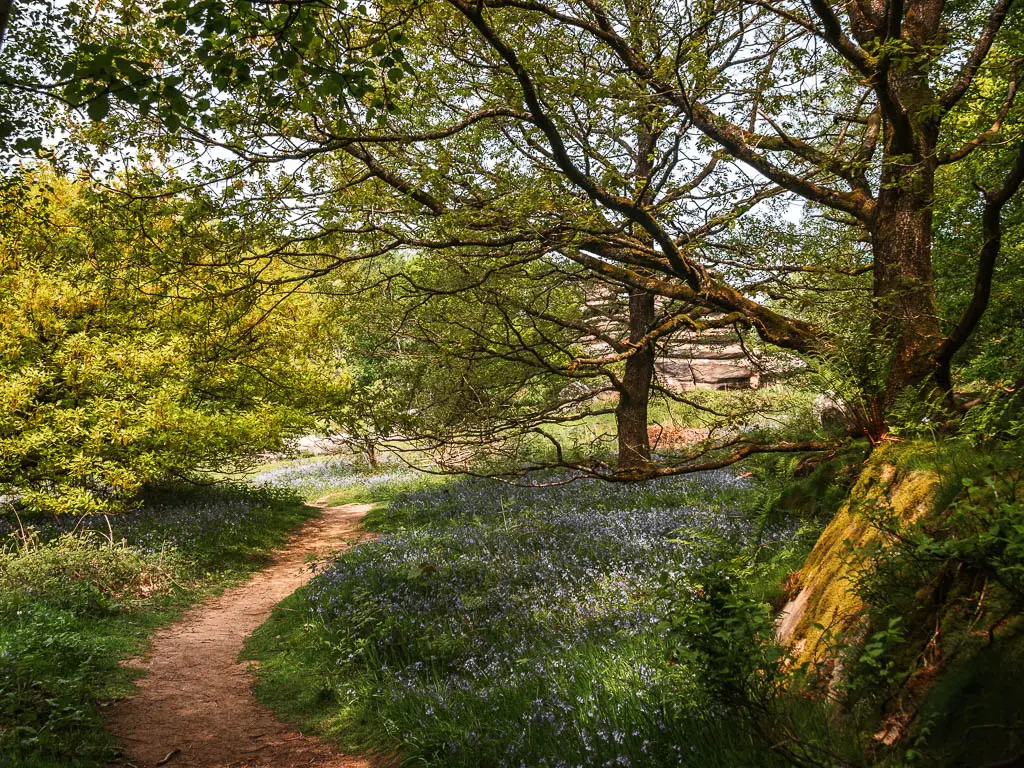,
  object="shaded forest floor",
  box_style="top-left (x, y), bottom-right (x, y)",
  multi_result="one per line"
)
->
top-left (5, 442), bottom-right (1022, 768)
top-left (243, 466), bottom-right (801, 768)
